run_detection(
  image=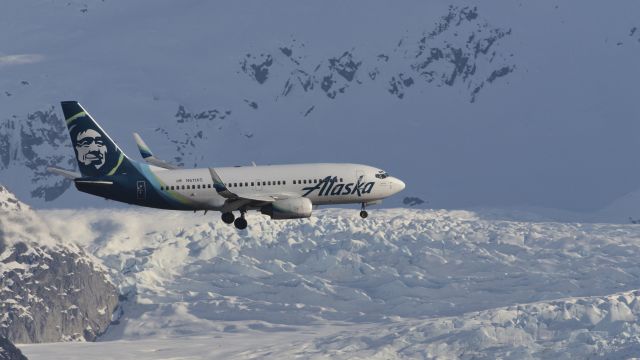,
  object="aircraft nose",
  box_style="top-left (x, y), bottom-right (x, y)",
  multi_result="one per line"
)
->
top-left (392, 177), bottom-right (405, 193)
